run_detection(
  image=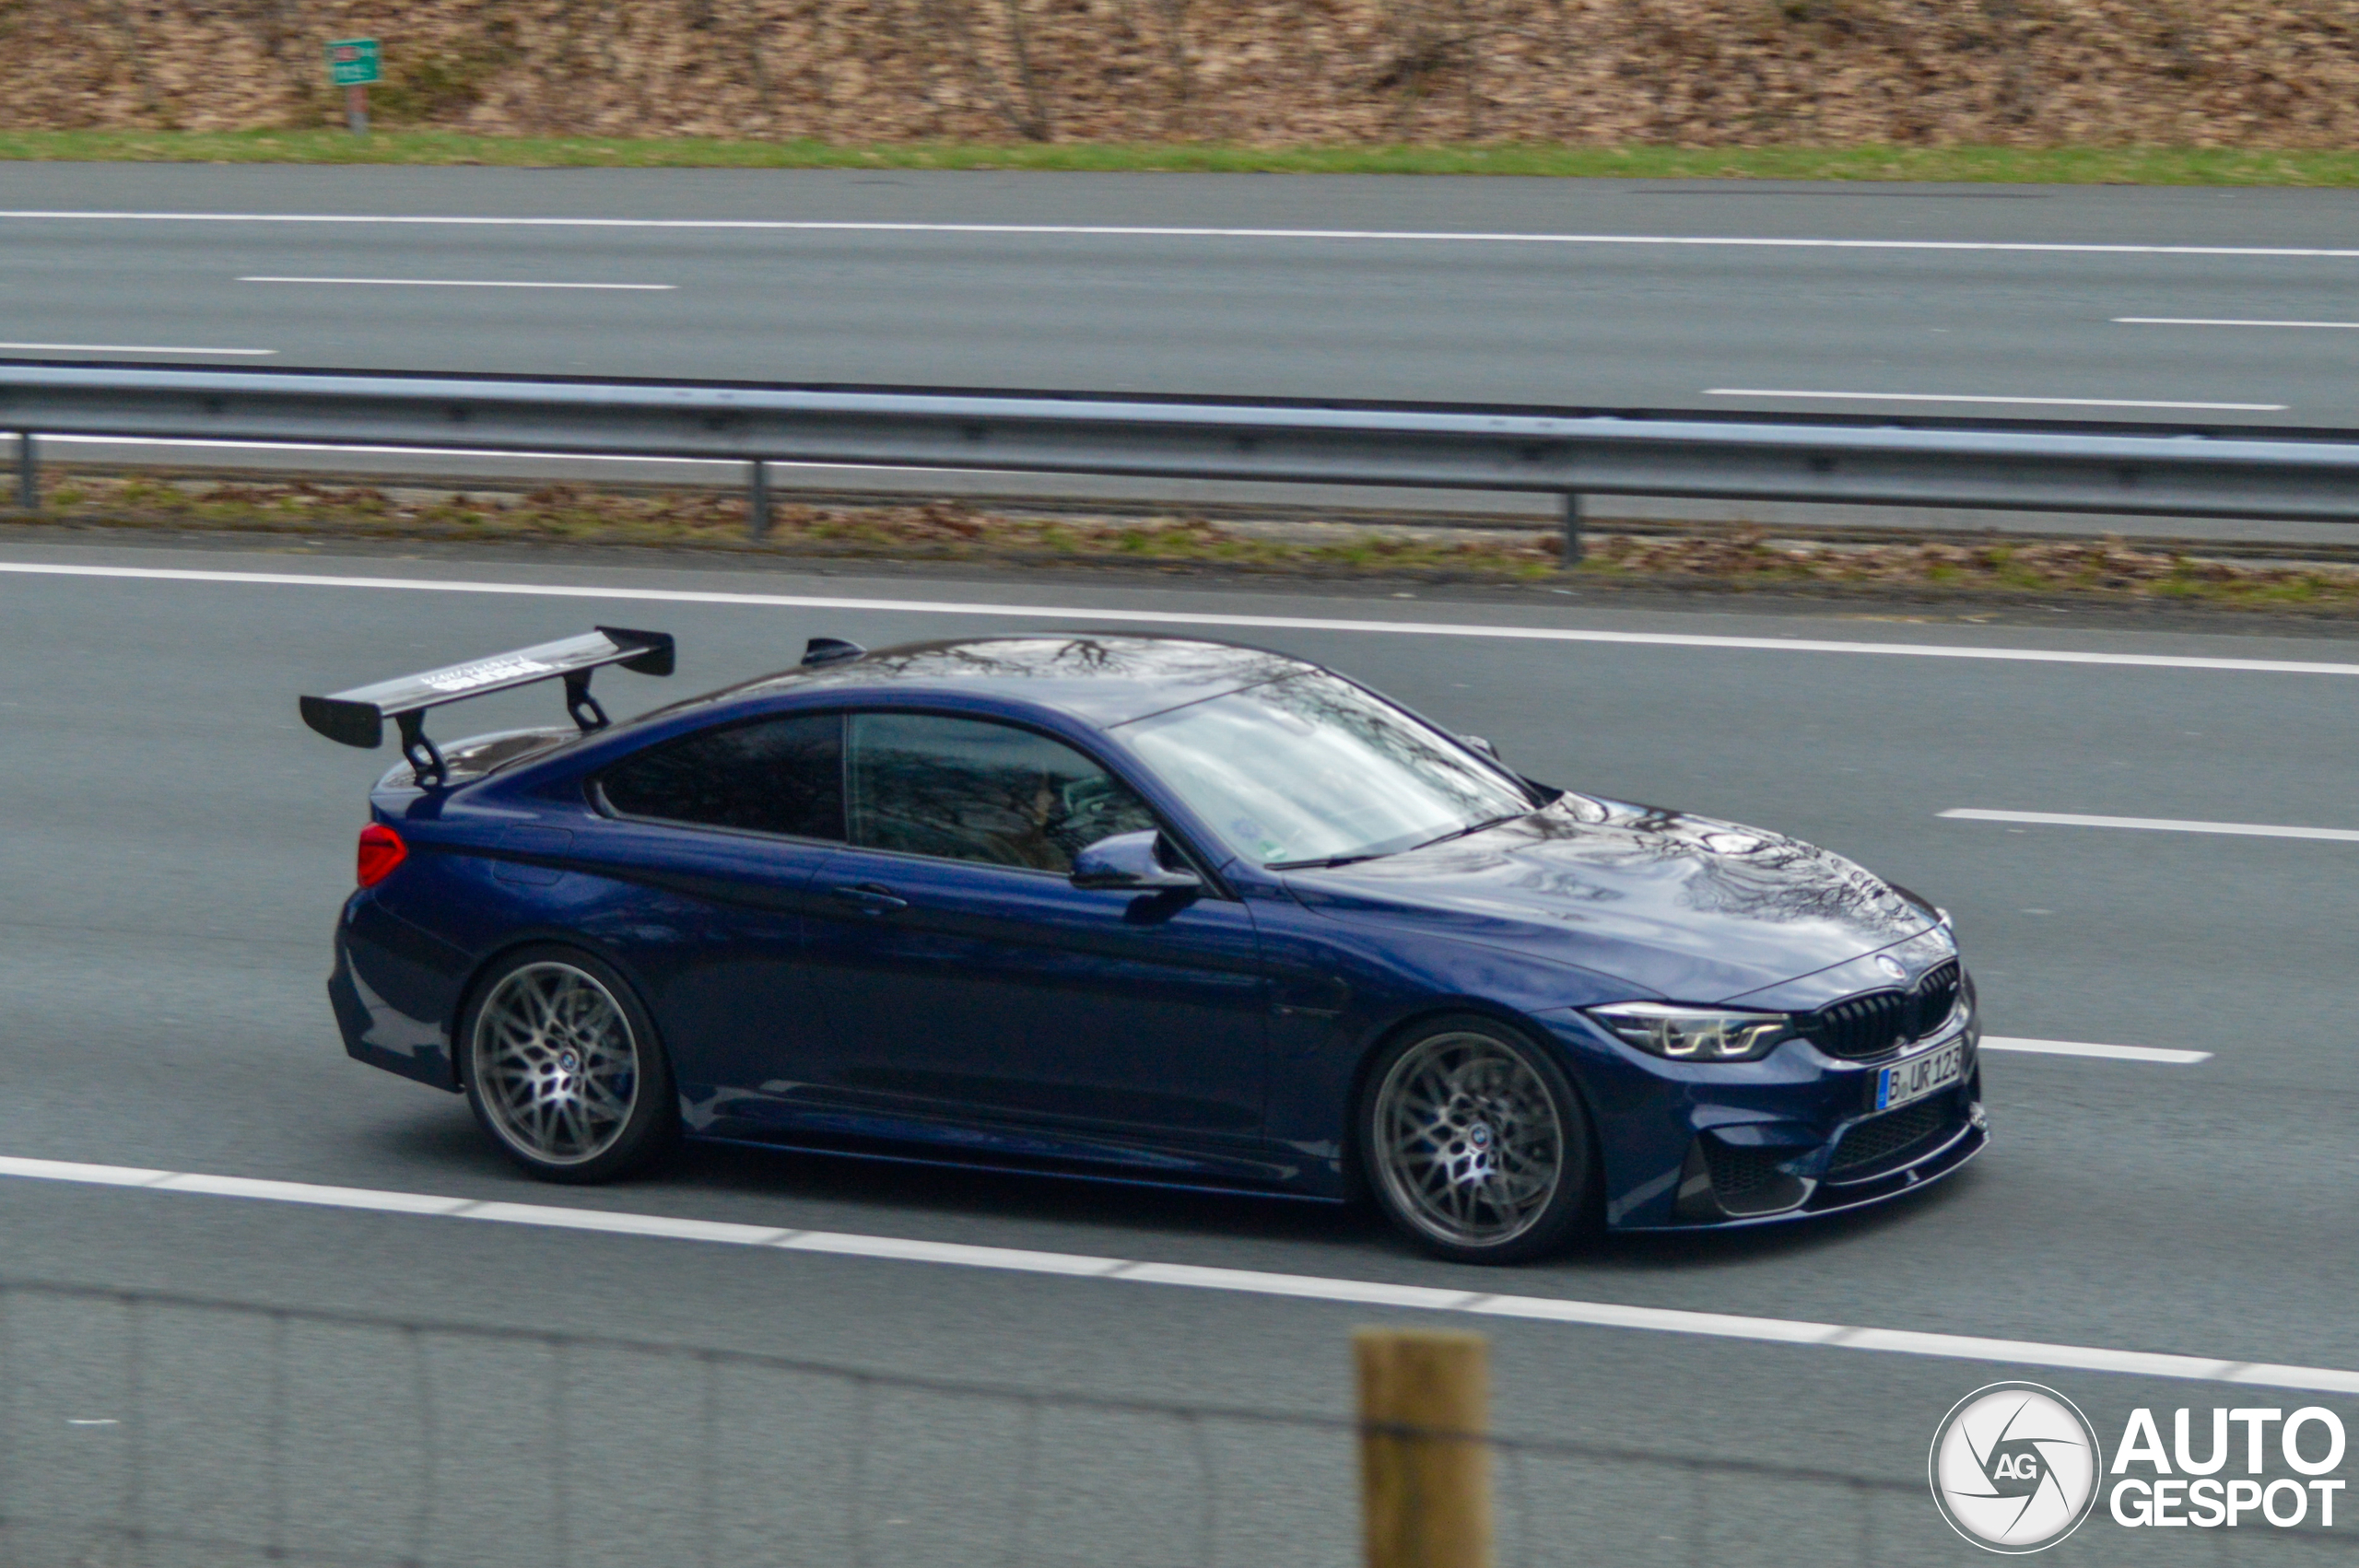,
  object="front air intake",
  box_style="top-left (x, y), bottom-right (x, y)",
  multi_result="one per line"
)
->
top-left (1828, 1098), bottom-right (1952, 1176)
top-left (1689, 1134), bottom-right (1810, 1219)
